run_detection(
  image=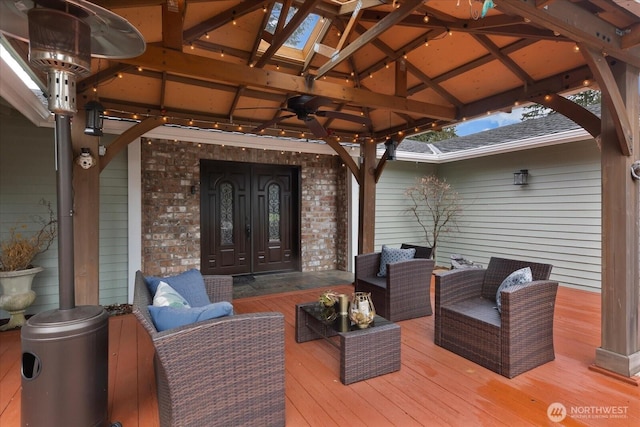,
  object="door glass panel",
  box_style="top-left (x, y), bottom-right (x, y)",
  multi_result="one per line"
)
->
top-left (268, 183), bottom-right (280, 241)
top-left (220, 182), bottom-right (233, 245)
